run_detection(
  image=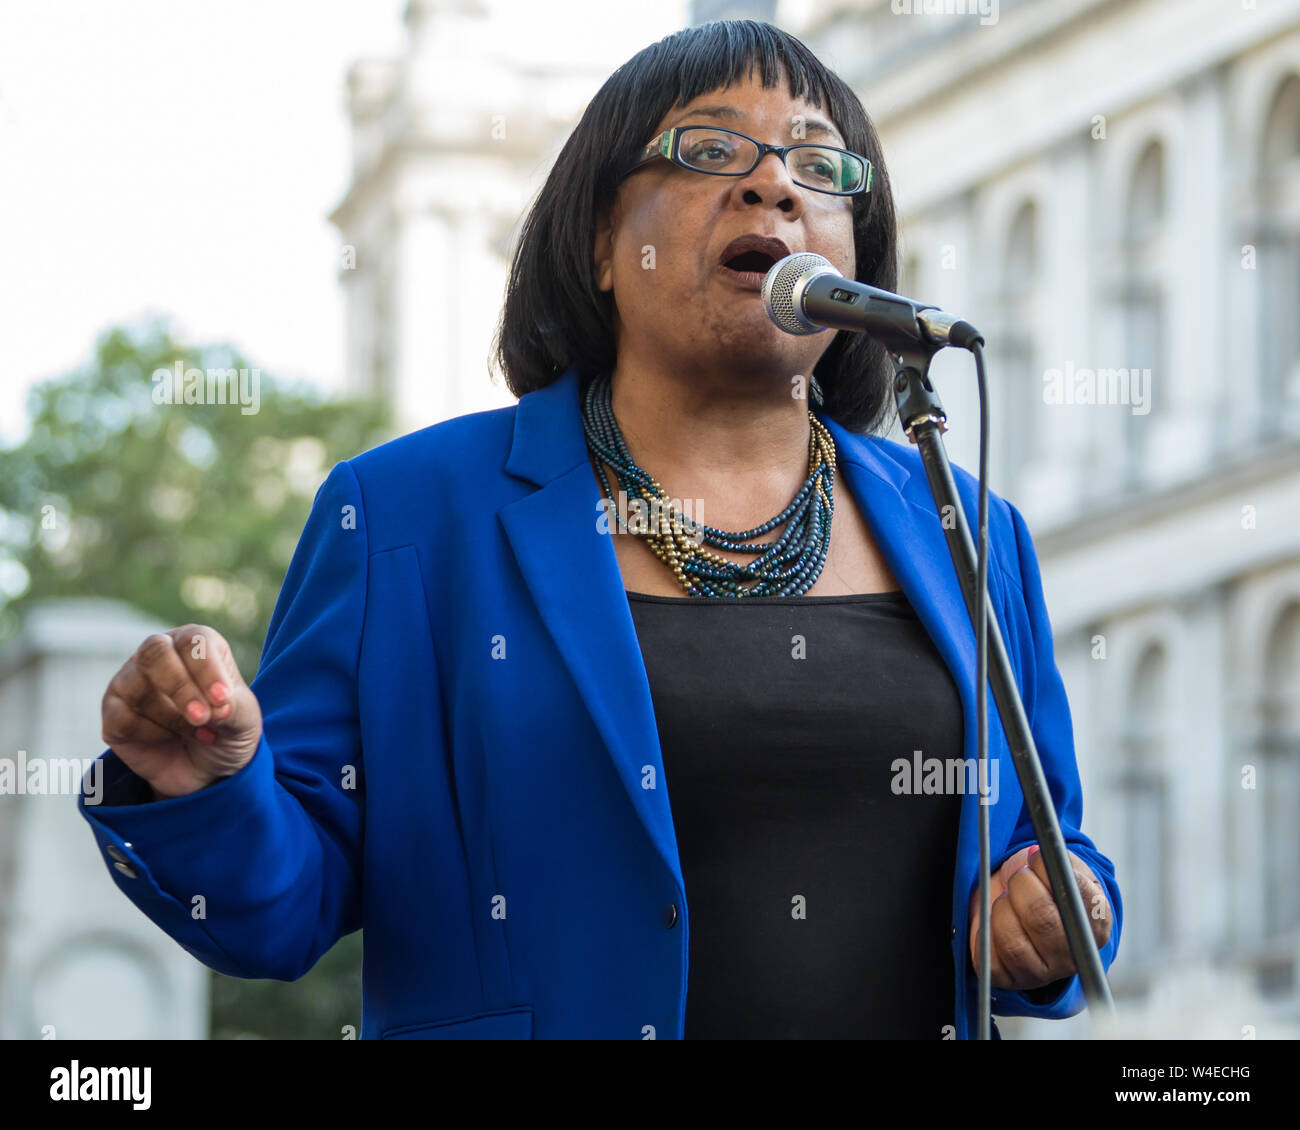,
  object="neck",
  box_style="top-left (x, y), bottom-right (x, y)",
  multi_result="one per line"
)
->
top-left (601, 355), bottom-right (820, 520)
